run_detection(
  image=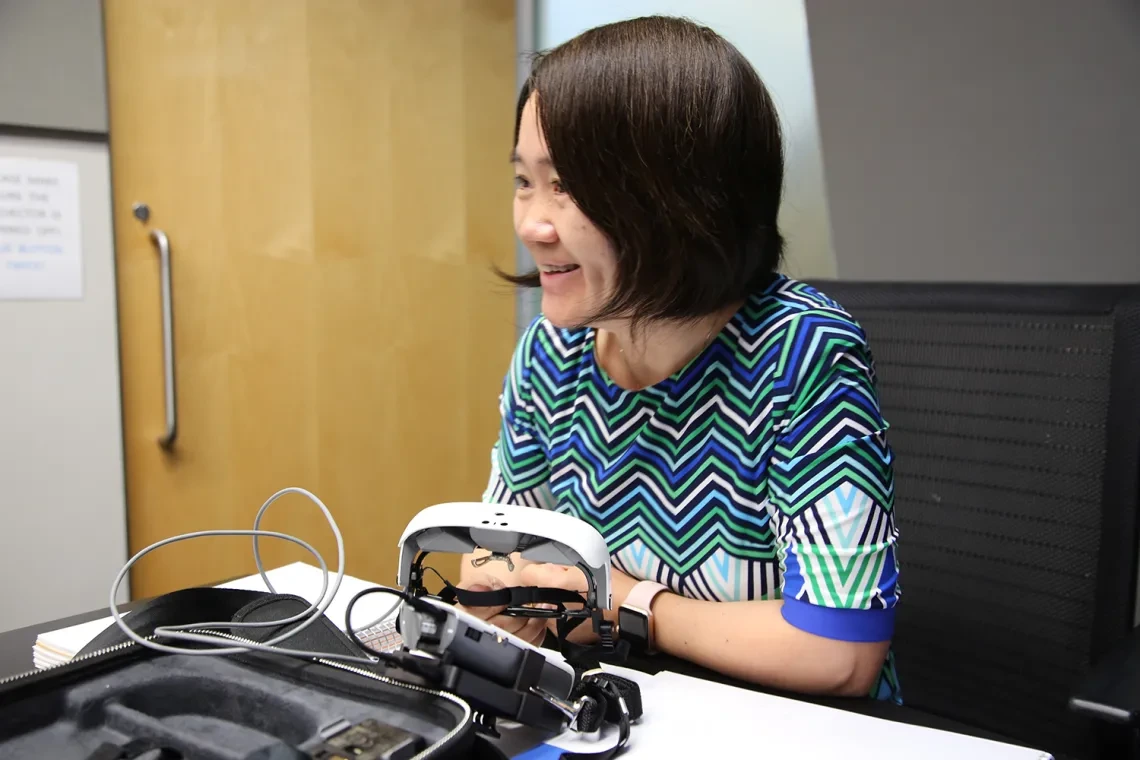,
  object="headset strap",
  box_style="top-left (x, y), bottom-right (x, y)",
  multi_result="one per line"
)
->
top-left (562, 672), bottom-right (641, 760)
top-left (435, 579), bottom-right (628, 663)
top-left (435, 580), bottom-right (587, 610)
top-left (413, 556), bottom-right (627, 664)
